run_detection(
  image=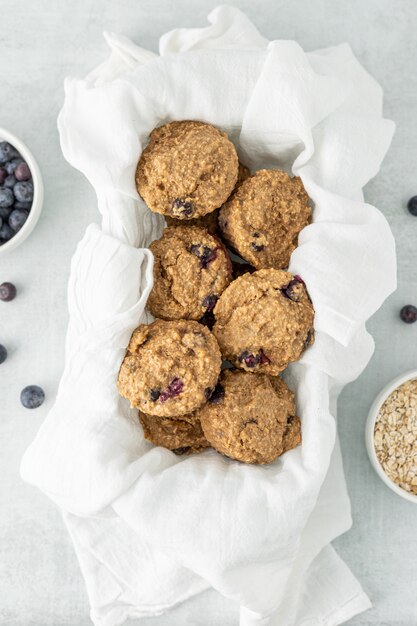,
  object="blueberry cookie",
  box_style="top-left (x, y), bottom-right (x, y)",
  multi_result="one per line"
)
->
top-left (147, 226), bottom-right (232, 321)
top-left (163, 163), bottom-right (250, 234)
top-left (219, 169), bottom-right (311, 269)
top-left (136, 121), bottom-right (239, 219)
top-left (198, 369), bottom-right (299, 464)
top-left (139, 411), bottom-right (210, 454)
top-left (213, 269), bottom-right (314, 375)
top-left (117, 319), bottom-right (221, 417)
